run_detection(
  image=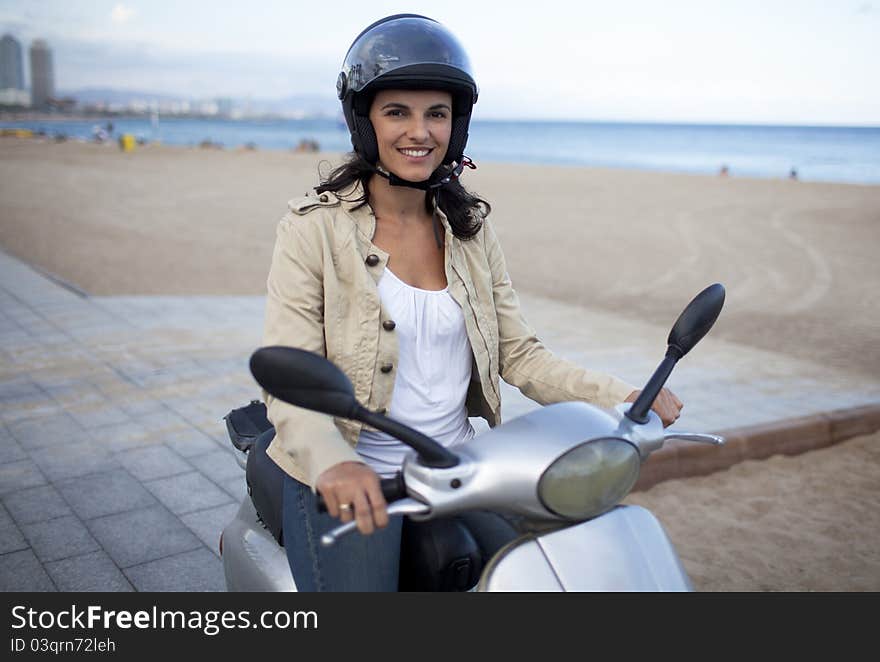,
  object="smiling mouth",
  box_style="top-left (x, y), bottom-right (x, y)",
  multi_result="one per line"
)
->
top-left (397, 147), bottom-right (433, 158)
